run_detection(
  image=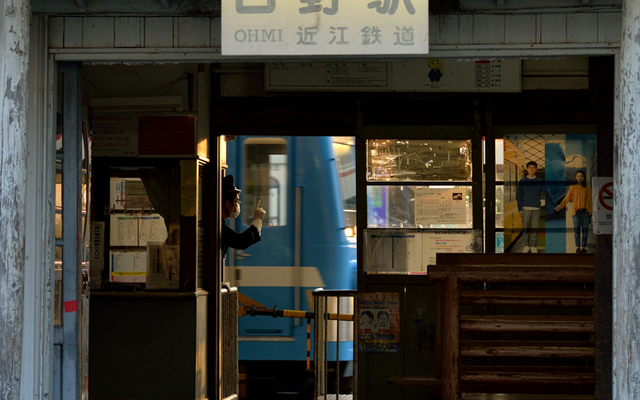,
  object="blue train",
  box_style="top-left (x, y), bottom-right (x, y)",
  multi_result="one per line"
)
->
top-left (225, 136), bottom-right (357, 365)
